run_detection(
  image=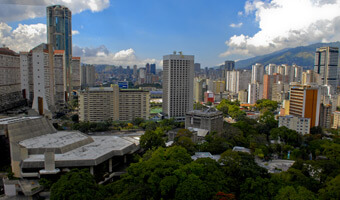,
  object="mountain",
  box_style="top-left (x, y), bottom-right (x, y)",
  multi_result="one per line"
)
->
top-left (235, 41), bottom-right (340, 70)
